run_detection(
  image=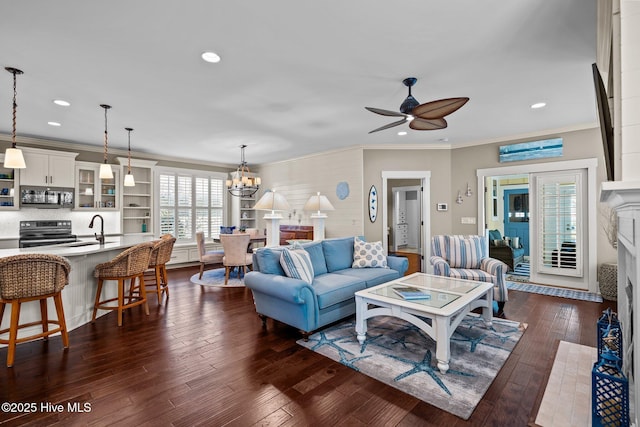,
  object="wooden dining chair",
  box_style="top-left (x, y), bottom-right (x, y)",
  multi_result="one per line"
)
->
top-left (196, 231), bottom-right (224, 279)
